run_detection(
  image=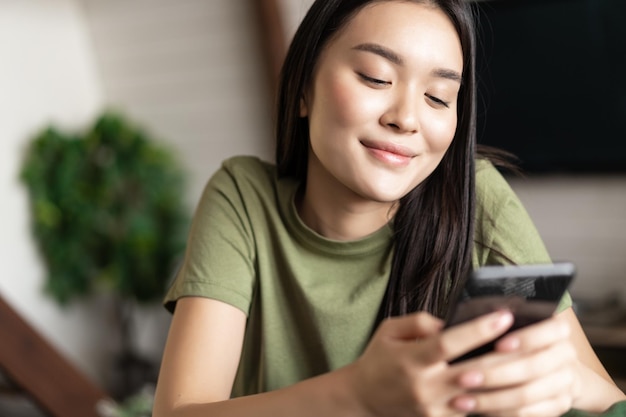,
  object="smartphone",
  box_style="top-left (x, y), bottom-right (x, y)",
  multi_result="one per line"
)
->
top-left (445, 262), bottom-right (575, 363)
